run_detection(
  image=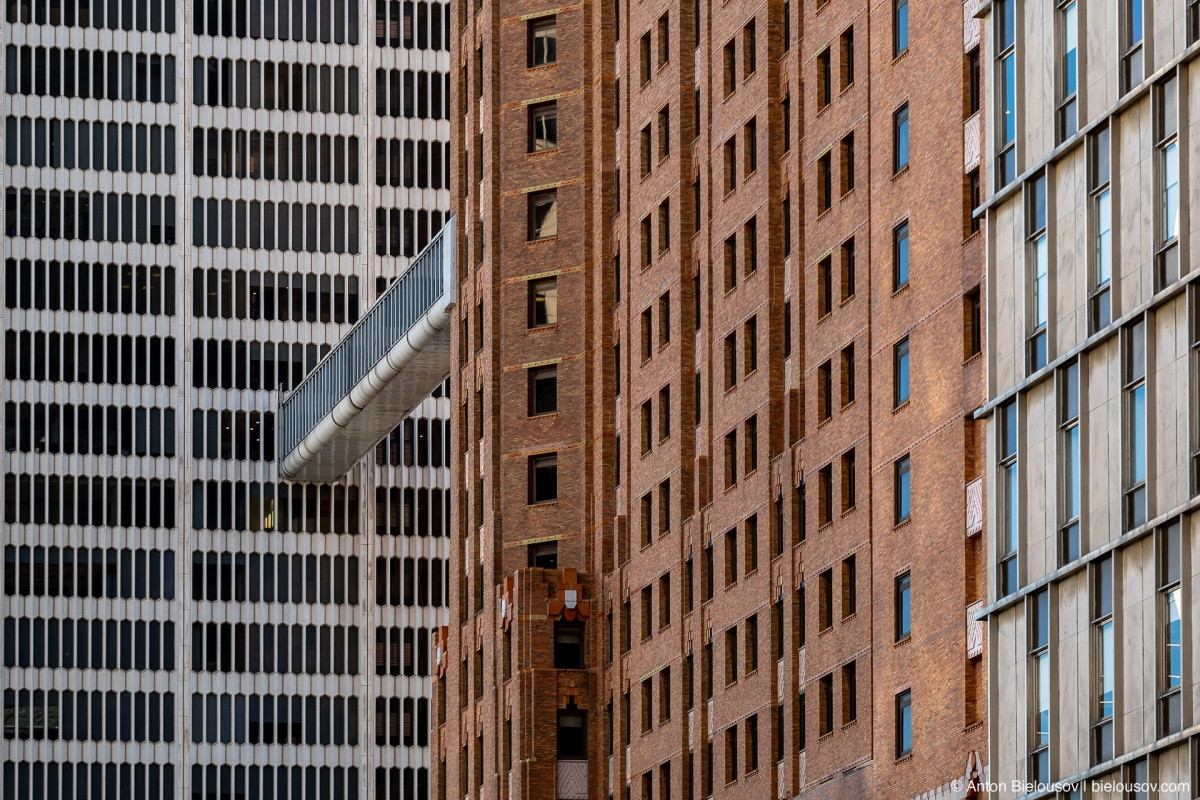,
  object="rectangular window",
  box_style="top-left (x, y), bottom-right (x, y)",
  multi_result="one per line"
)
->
top-left (965, 168), bottom-right (982, 237)
top-left (995, 0), bottom-right (1017, 185)
top-left (722, 626), bottom-right (738, 687)
top-left (1092, 556), bottom-right (1114, 763)
top-left (1193, 287), bottom-right (1200, 494)
top-left (722, 39), bottom-right (735, 96)
top-left (1027, 173), bottom-right (1049, 372)
top-left (743, 217), bottom-right (758, 275)
top-left (817, 49), bottom-right (831, 110)
top-left (818, 464), bottom-right (833, 527)
top-left (529, 364), bottom-right (558, 416)
top-left (893, 104), bottom-right (909, 173)
top-left (893, 454), bottom-right (911, 524)
top-left (723, 137), bottom-right (736, 194)
top-left (1029, 589), bottom-right (1050, 783)
top-left (1156, 75), bottom-right (1180, 289)
top-left (895, 572), bottom-right (911, 641)
top-left (818, 361), bottom-right (832, 422)
top-left (744, 520), bottom-right (753, 575)
top-left (528, 453), bottom-right (558, 504)
top-left (841, 344), bottom-right (855, 407)
top-left (818, 569), bottom-right (833, 632)
top-left (840, 28), bottom-right (855, 89)
top-left (657, 13), bottom-right (669, 66)
top-left (724, 332), bottom-right (737, 389)
top-left (818, 255), bottom-right (833, 317)
top-left (528, 16), bottom-right (557, 67)
top-left (893, 220), bottom-right (910, 290)
top-left (841, 555), bottom-right (856, 618)
top-left (893, 337), bottom-right (910, 407)
top-left (966, 47), bottom-right (980, 117)
top-left (895, 690), bottom-right (912, 758)
top-left (1158, 520), bottom-right (1183, 735)
top-left (841, 238), bottom-right (856, 301)
top-left (965, 286), bottom-right (982, 357)
top-left (724, 429), bottom-right (738, 488)
top-left (1058, 2), bottom-right (1078, 141)
top-left (1058, 361), bottom-right (1080, 565)
top-left (840, 133), bottom-right (855, 194)
top-left (528, 277), bottom-right (558, 327)
top-left (841, 661), bottom-right (857, 724)
top-left (528, 101), bottom-right (558, 151)
top-left (744, 415), bottom-right (758, 474)
top-left (841, 448), bottom-right (856, 511)
top-left (820, 152), bottom-right (830, 209)
top-left (1122, 0), bottom-right (1144, 91)
top-left (892, 0), bottom-right (908, 57)
top-left (998, 400), bottom-right (1019, 594)
top-left (1124, 319), bottom-right (1147, 529)
top-left (742, 20), bottom-right (756, 76)
top-left (1090, 126), bottom-right (1113, 331)
top-left (527, 190), bottom-right (557, 240)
